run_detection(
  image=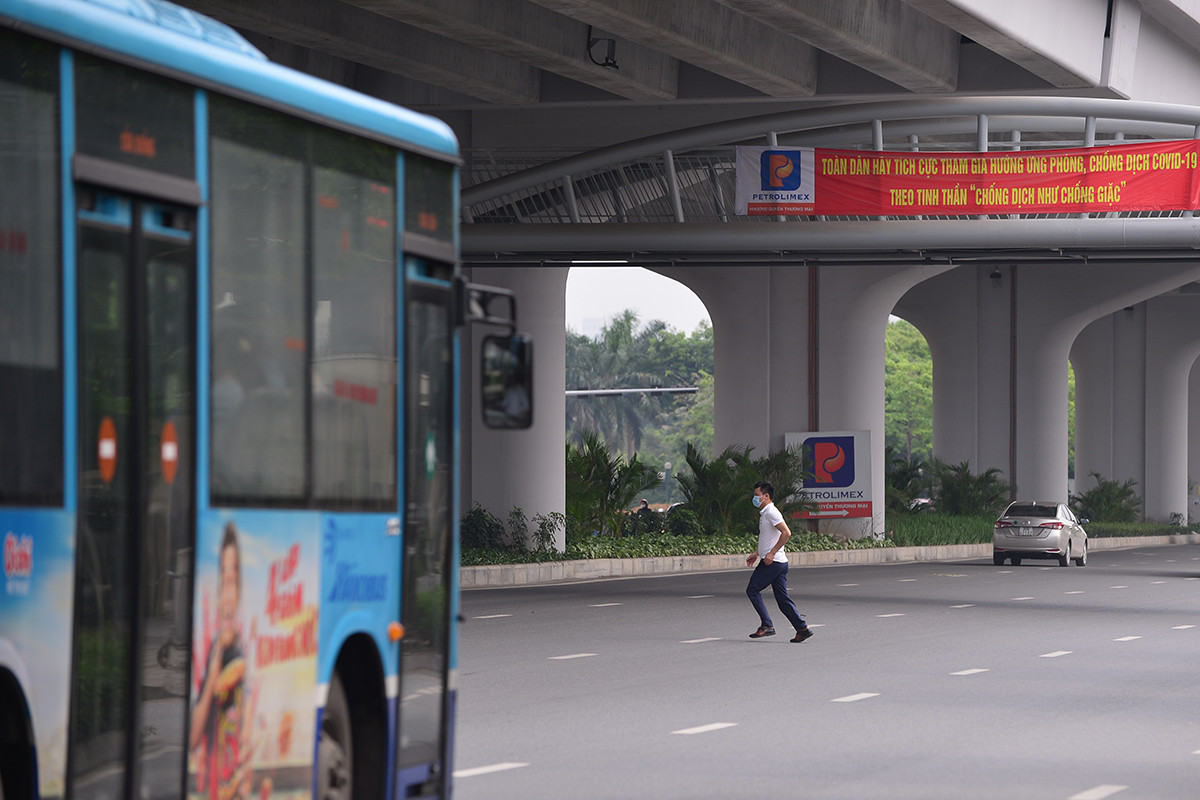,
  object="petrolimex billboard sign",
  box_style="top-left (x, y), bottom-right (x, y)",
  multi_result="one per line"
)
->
top-left (785, 430), bottom-right (873, 520)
